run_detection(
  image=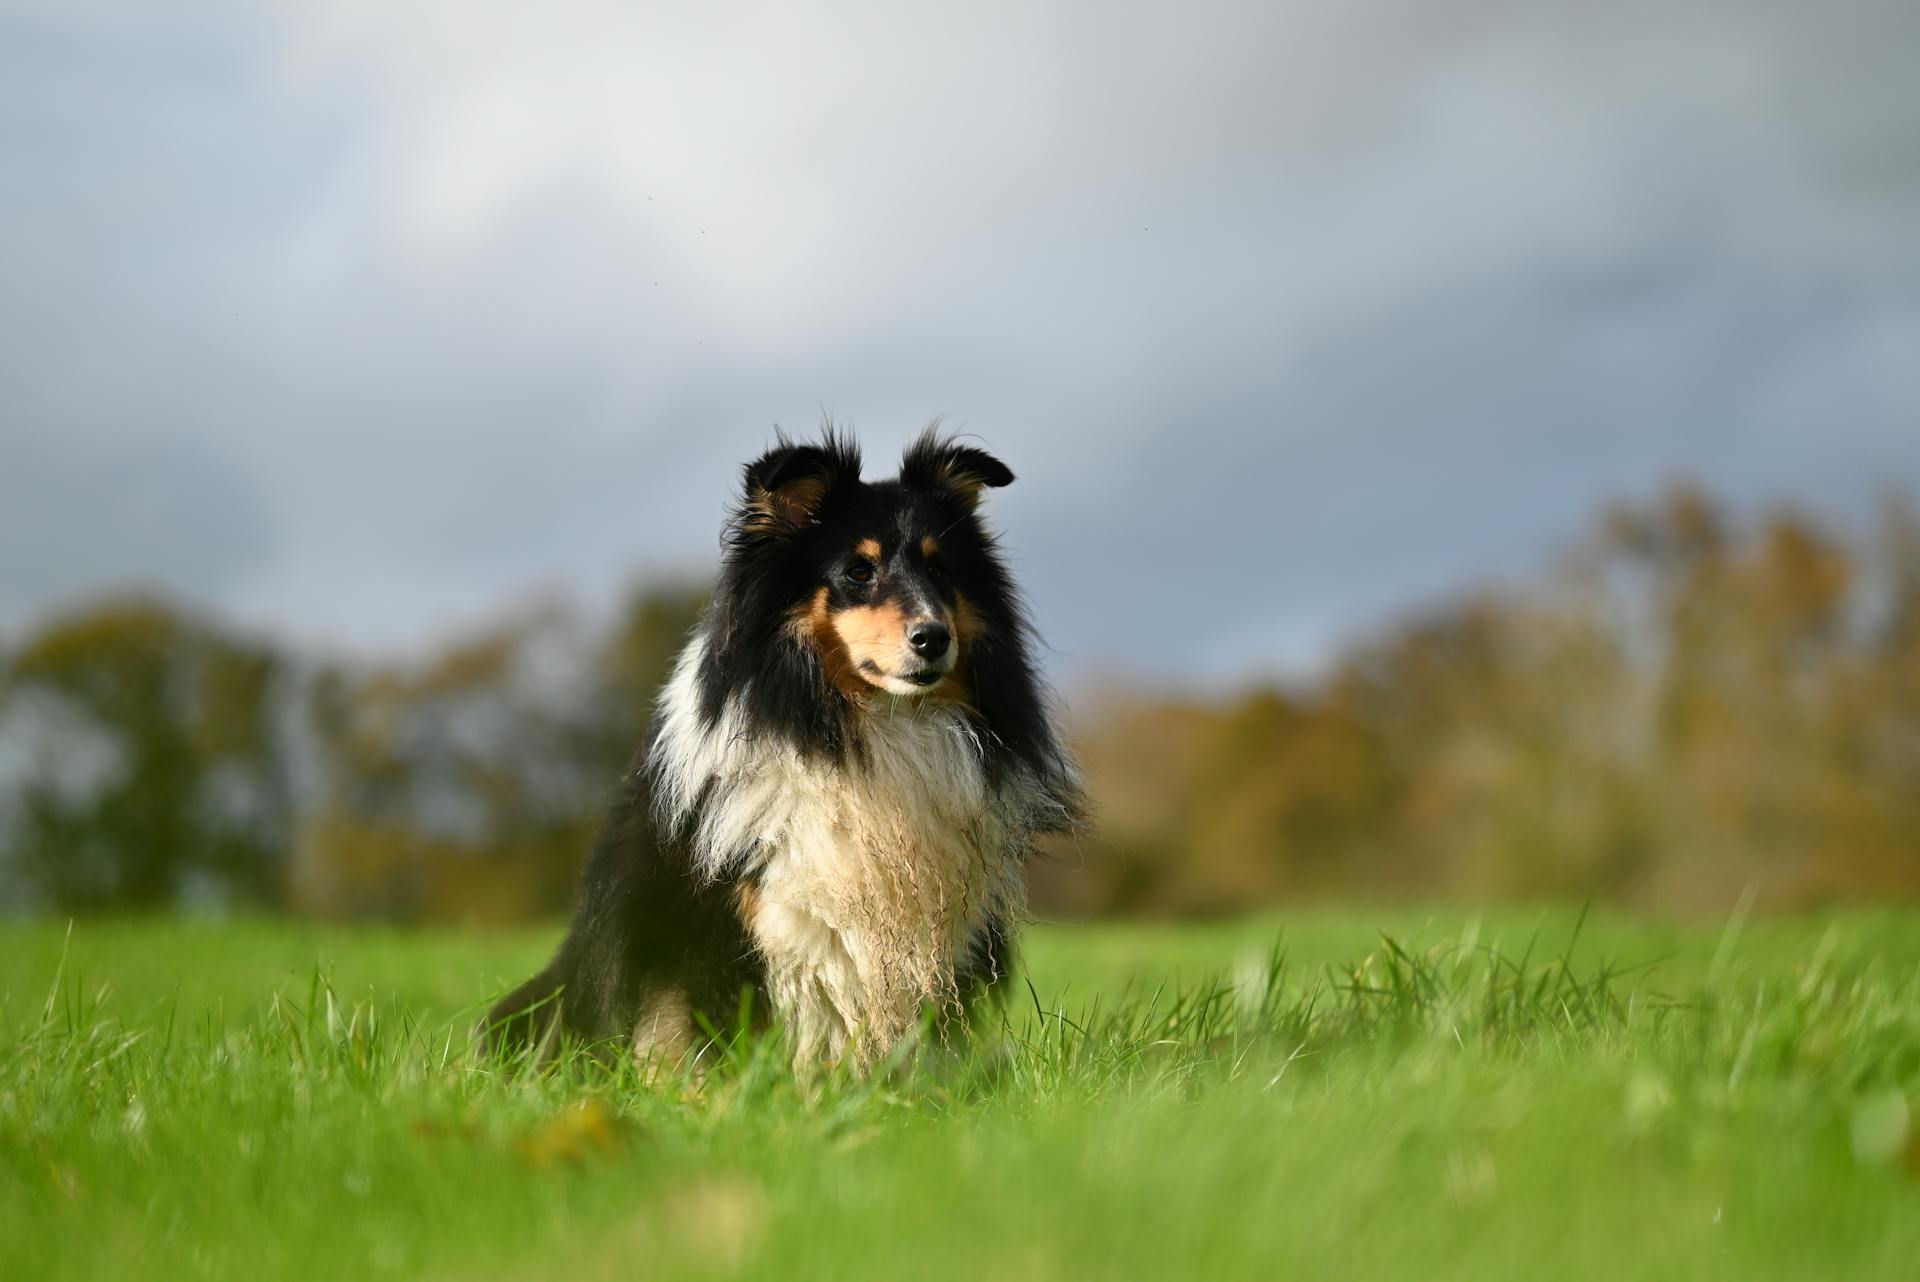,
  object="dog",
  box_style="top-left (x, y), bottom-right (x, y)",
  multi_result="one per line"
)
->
top-left (485, 427), bottom-right (1083, 1073)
